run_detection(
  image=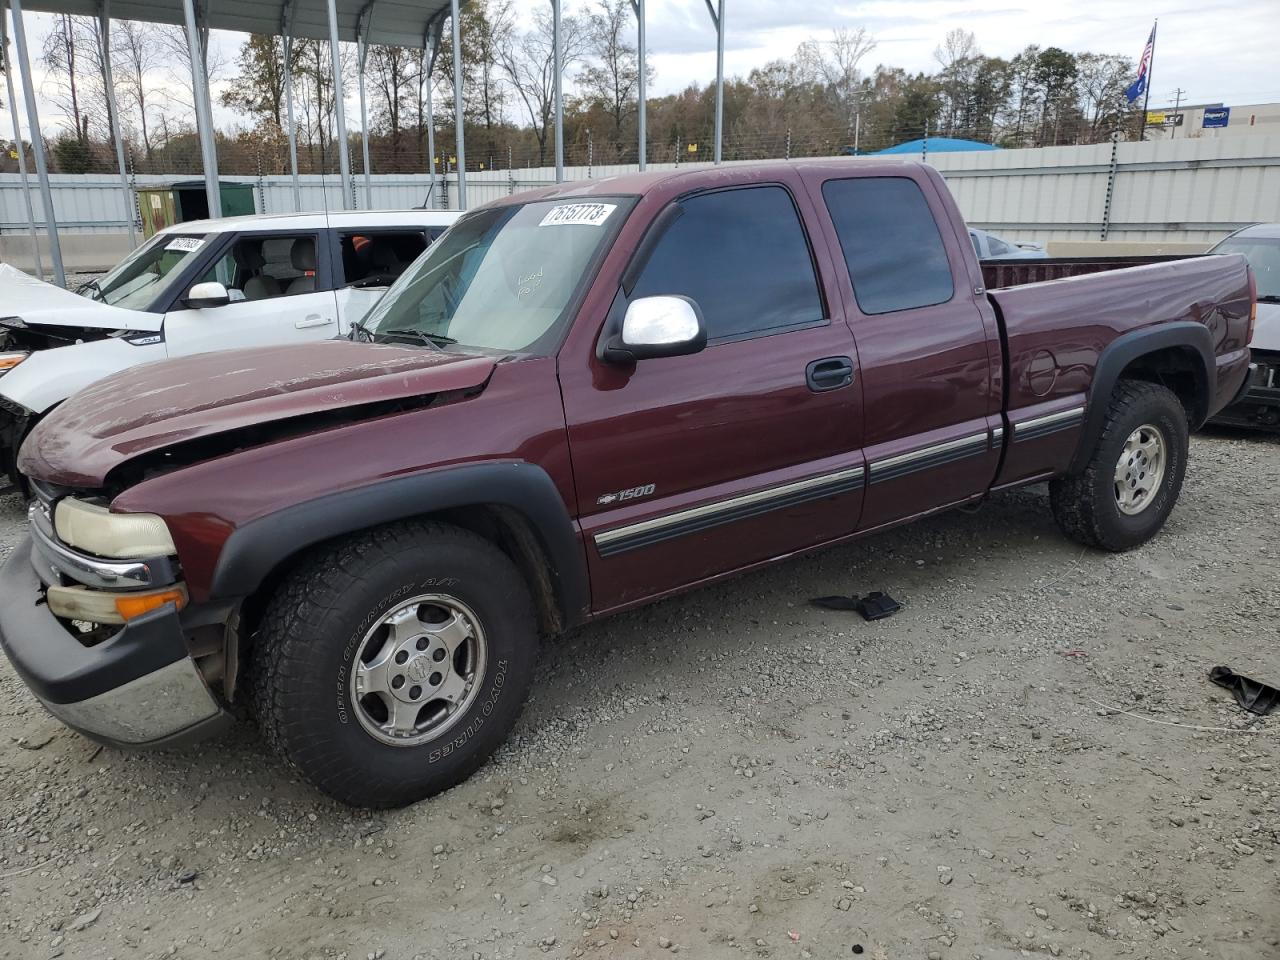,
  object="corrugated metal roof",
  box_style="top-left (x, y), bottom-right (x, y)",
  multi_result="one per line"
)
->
top-left (15, 0), bottom-right (456, 49)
